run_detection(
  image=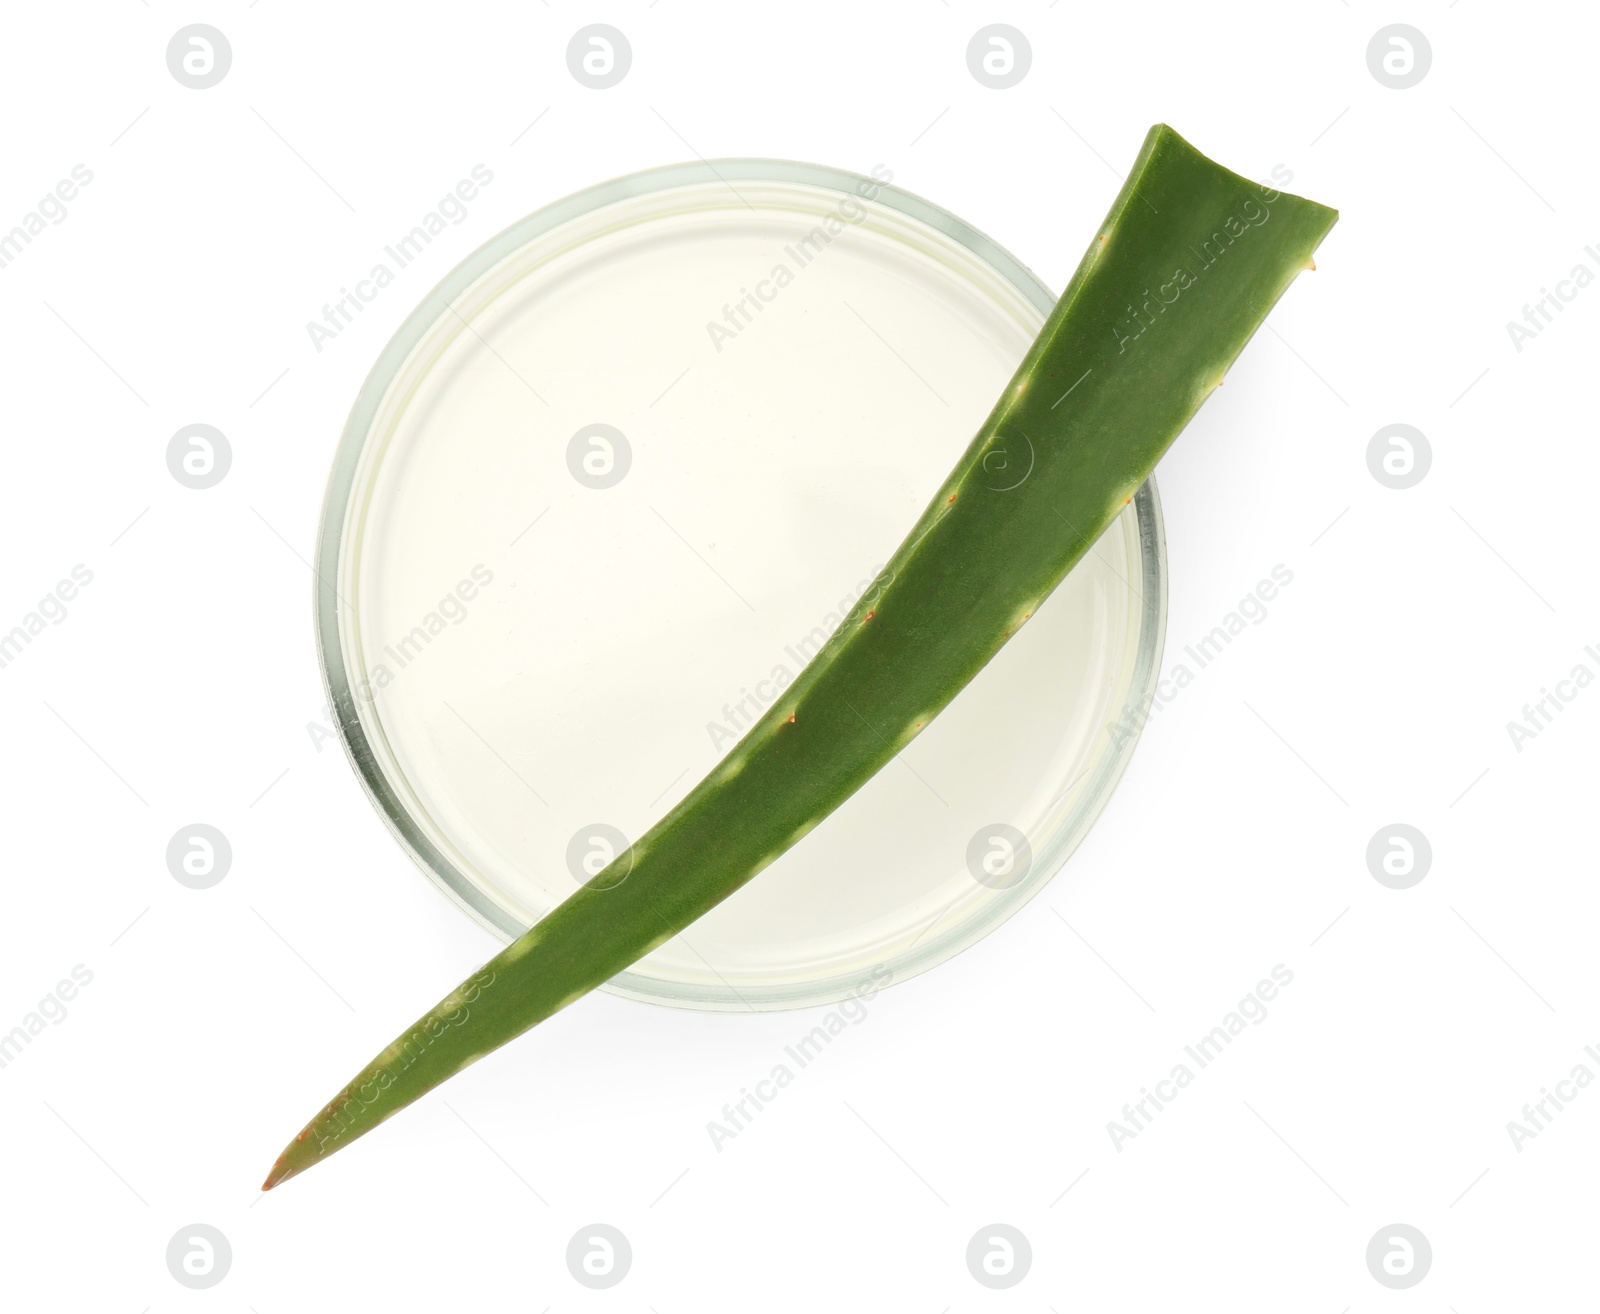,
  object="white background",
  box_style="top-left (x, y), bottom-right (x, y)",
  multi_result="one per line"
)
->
top-left (1, 2), bottom-right (1593, 1309)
